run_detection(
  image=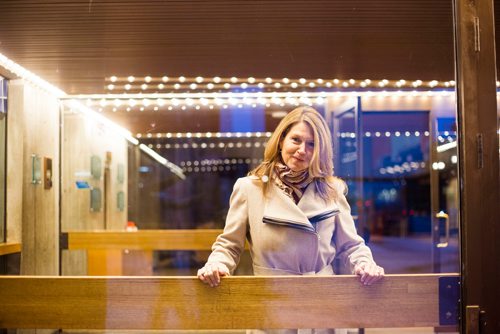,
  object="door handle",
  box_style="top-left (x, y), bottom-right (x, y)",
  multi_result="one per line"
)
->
top-left (436, 211), bottom-right (450, 248)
